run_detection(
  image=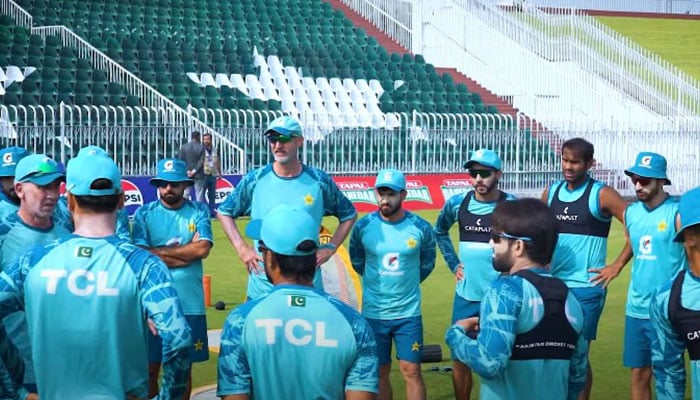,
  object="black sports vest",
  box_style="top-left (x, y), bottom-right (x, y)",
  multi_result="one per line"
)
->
top-left (458, 191), bottom-right (508, 243)
top-left (549, 179), bottom-right (611, 238)
top-left (510, 270), bottom-right (578, 360)
top-left (668, 271), bottom-right (700, 360)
